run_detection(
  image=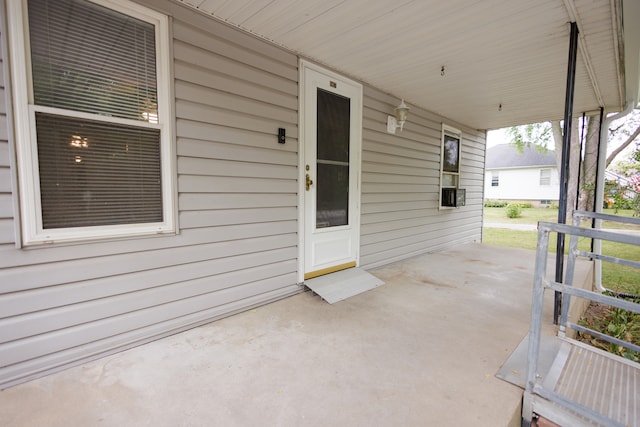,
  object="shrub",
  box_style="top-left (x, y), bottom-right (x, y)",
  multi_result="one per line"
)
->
top-left (484, 200), bottom-right (508, 208)
top-left (505, 203), bottom-right (522, 218)
top-left (579, 301), bottom-right (640, 363)
top-left (520, 203), bottom-right (532, 209)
